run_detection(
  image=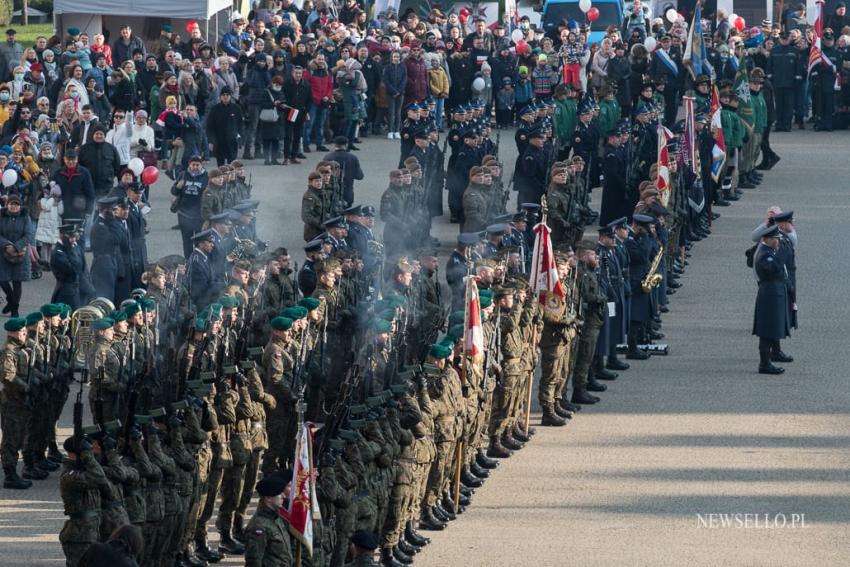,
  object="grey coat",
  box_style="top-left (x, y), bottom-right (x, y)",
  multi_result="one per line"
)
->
top-left (0, 210), bottom-right (33, 282)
